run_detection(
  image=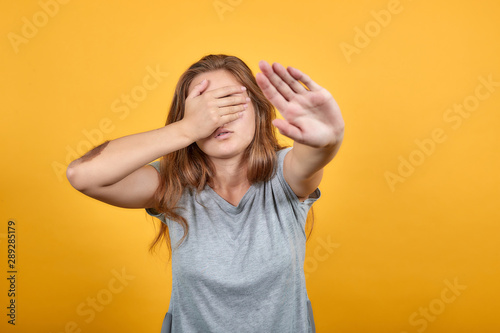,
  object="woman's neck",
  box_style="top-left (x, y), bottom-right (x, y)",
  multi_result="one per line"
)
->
top-left (211, 157), bottom-right (249, 189)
